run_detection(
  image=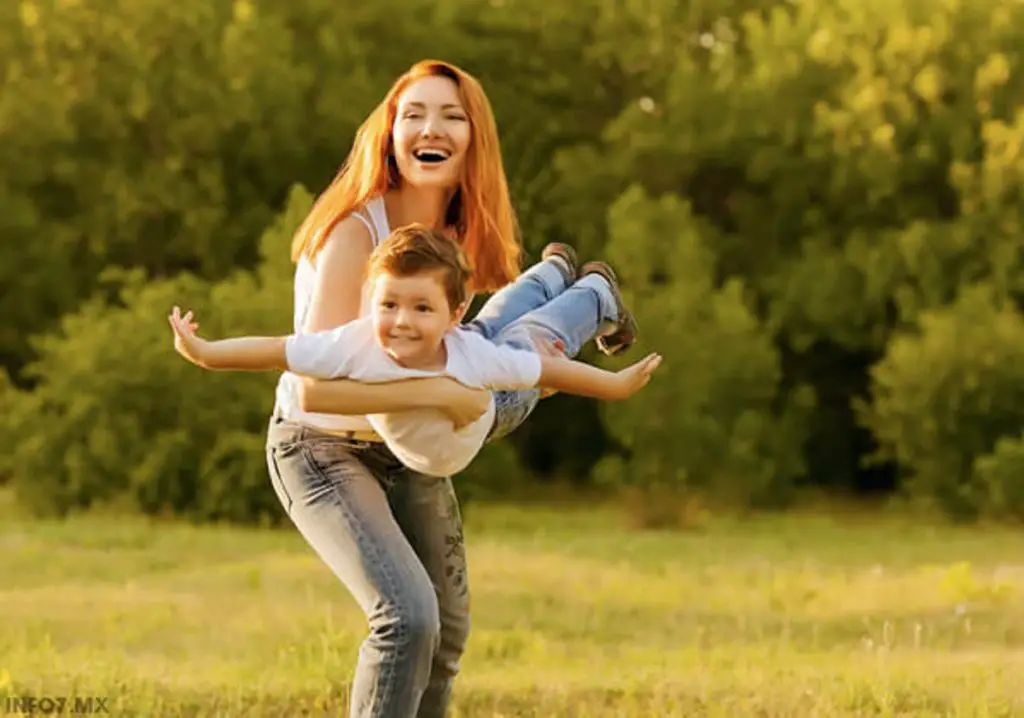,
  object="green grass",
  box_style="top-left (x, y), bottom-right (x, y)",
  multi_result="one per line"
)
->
top-left (2, 491), bottom-right (1023, 716)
